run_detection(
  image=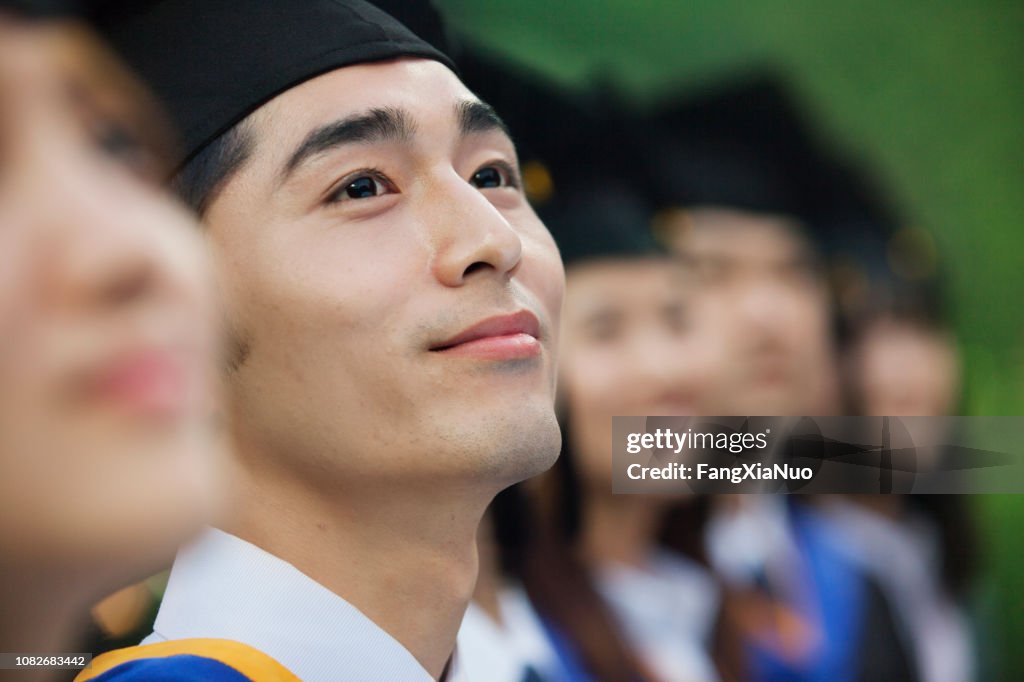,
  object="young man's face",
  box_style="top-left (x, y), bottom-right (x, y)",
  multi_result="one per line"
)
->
top-left (205, 58), bottom-right (564, 493)
top-left (559, 257), bottom-right (709, 490)
top-left (669, 207), bottom-right (838, 416)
